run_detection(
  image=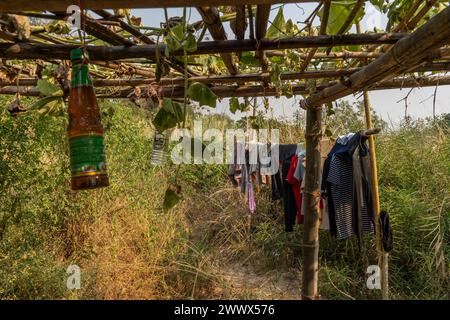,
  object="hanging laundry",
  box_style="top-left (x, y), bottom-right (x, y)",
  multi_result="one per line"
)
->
top-left (380, 211), bottom-right (393, 252)
top-left (321, 131), bottom-right (375, 249)
top-left (282, 155), bottom-right (298, 232)
top-left (287, 151), bottom-right (306, 225)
